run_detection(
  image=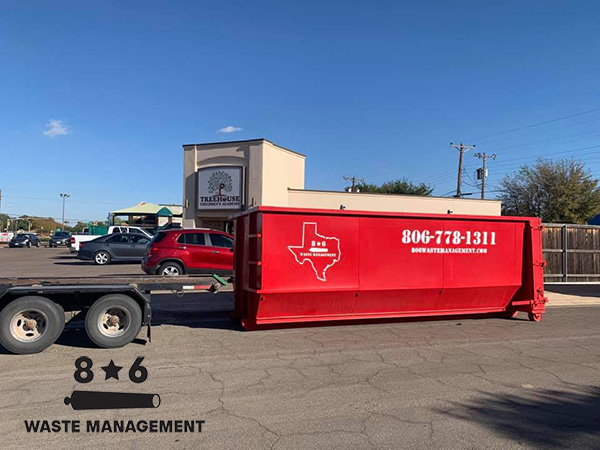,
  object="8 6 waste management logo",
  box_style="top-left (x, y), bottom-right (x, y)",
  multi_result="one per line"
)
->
top-left (288, 222), bottom-right (341, 281)
top-left (24, 356), bottom-right (205, 434)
